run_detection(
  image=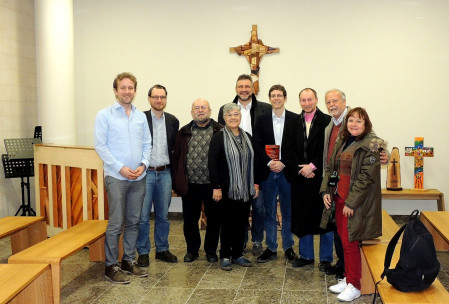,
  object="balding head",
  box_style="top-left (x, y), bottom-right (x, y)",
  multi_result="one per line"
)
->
top-left (191, 98), bottom-right (212, 126)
